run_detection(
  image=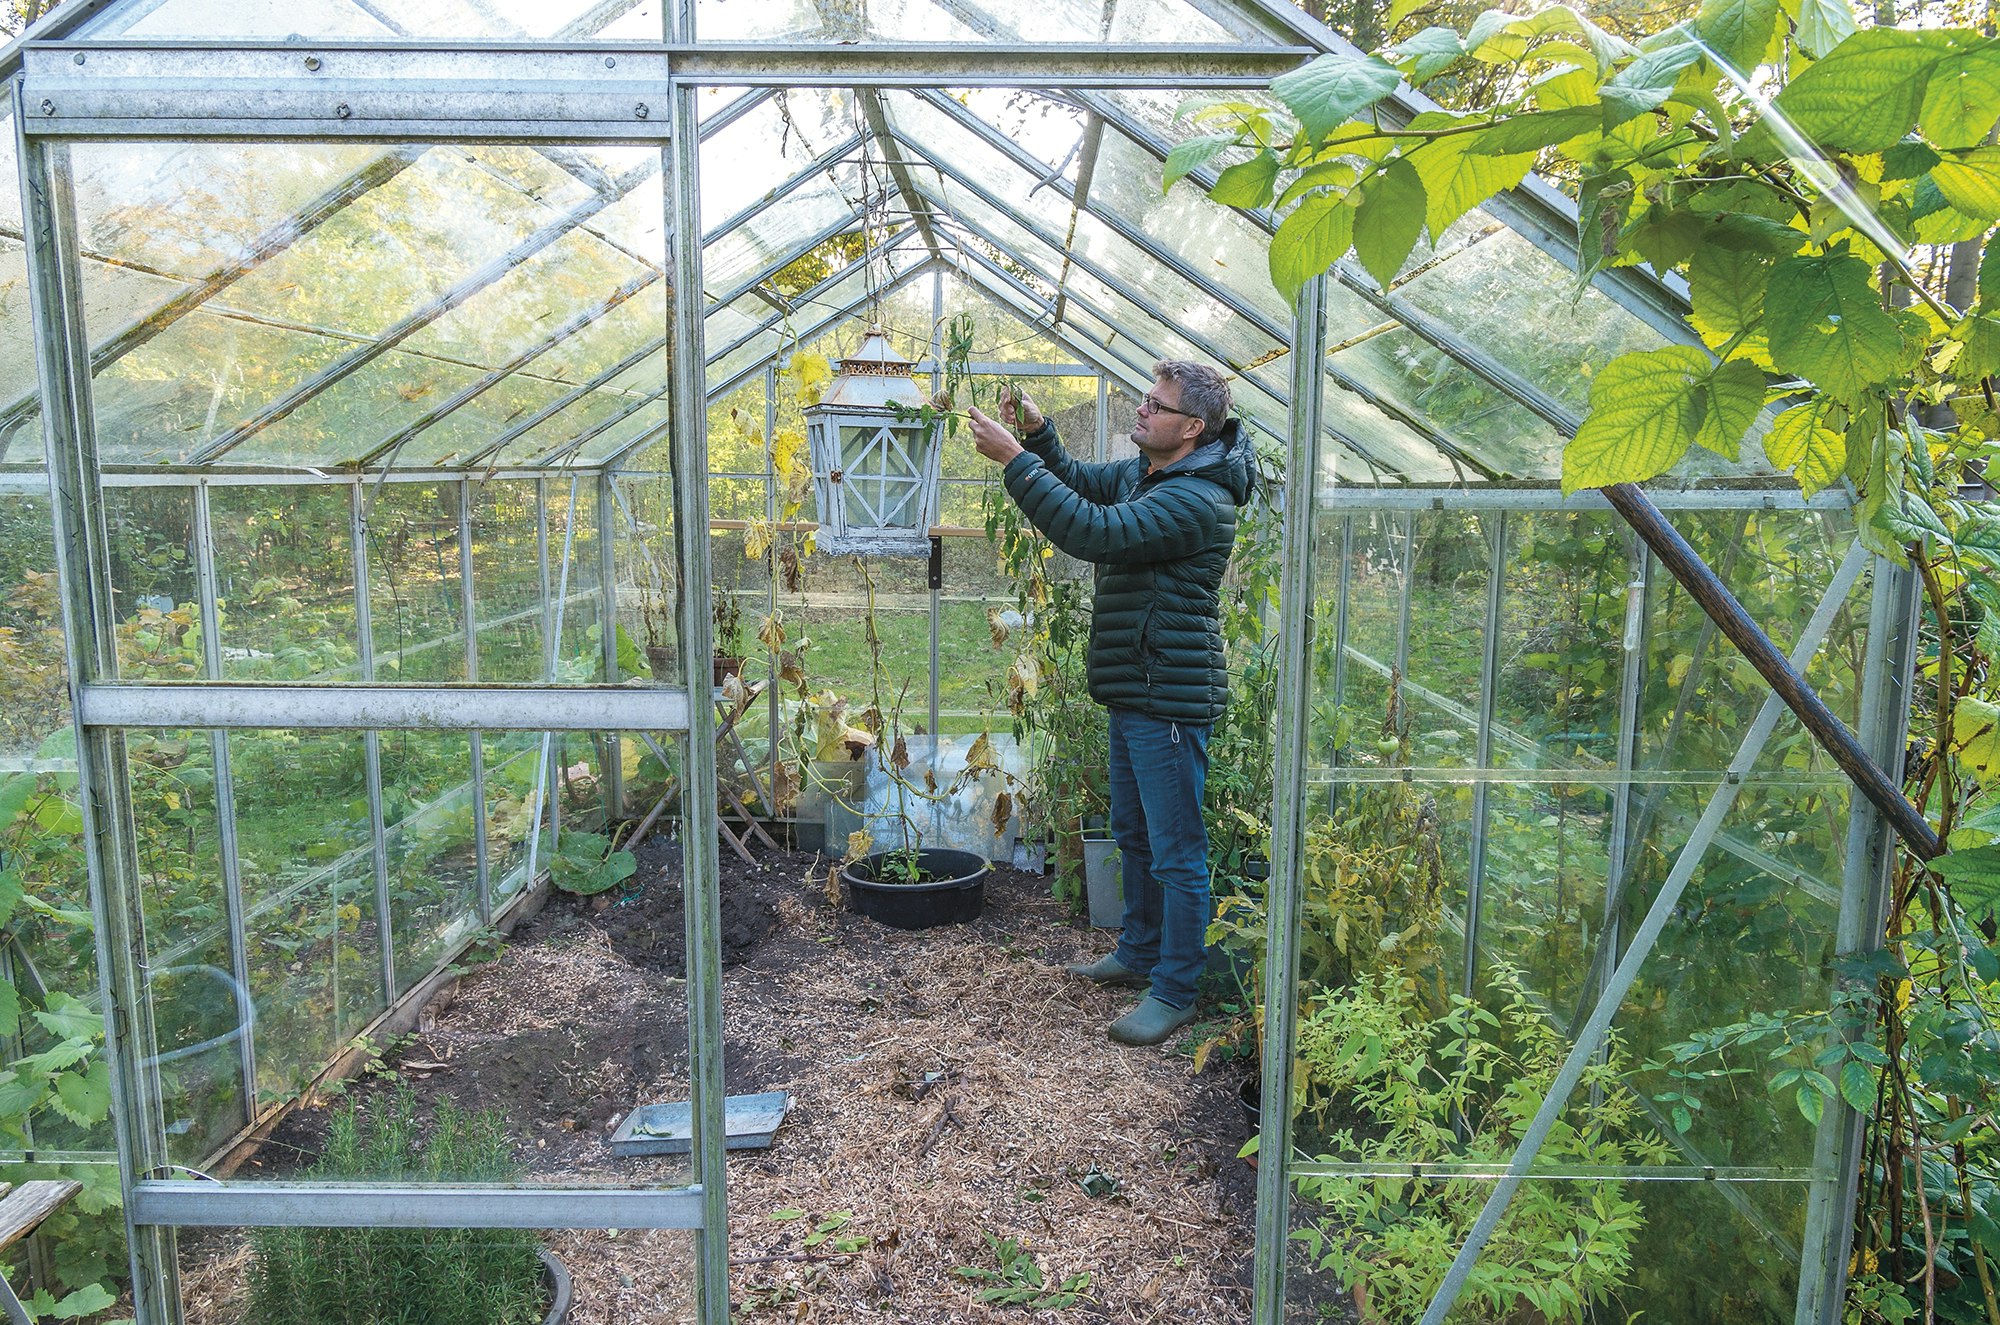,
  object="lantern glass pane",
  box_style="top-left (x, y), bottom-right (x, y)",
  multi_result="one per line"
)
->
top-left (838, 421), bottom-right (925, 530)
